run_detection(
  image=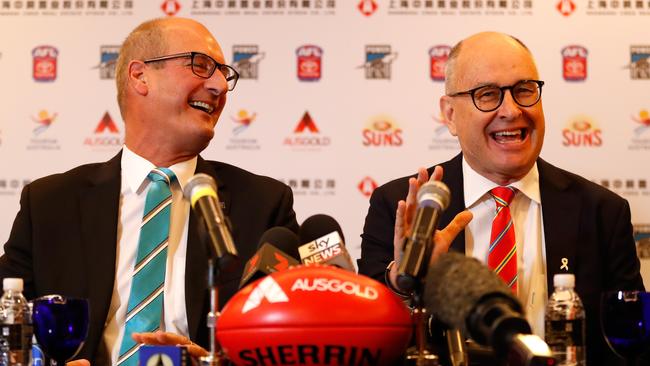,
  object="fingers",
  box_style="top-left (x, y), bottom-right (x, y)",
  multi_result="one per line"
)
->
top-left (430, 210), bottom-right (473, 265)
top-left (131, 331), bottom-right (208, 358)
top-left (430, 165), bottom-right (444, 182)
top-left (394, 200), bottom-right (406, 255)
top-left (416, 167), bottom-right (429, 186)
